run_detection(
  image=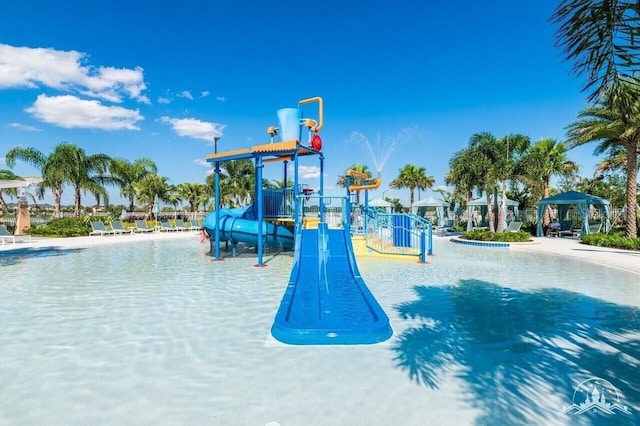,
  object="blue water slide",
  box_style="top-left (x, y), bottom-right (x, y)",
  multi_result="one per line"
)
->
top-left (203, 207), bottom-right (294, 250)
top-left (271, 222), bottom-right (393, 345)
